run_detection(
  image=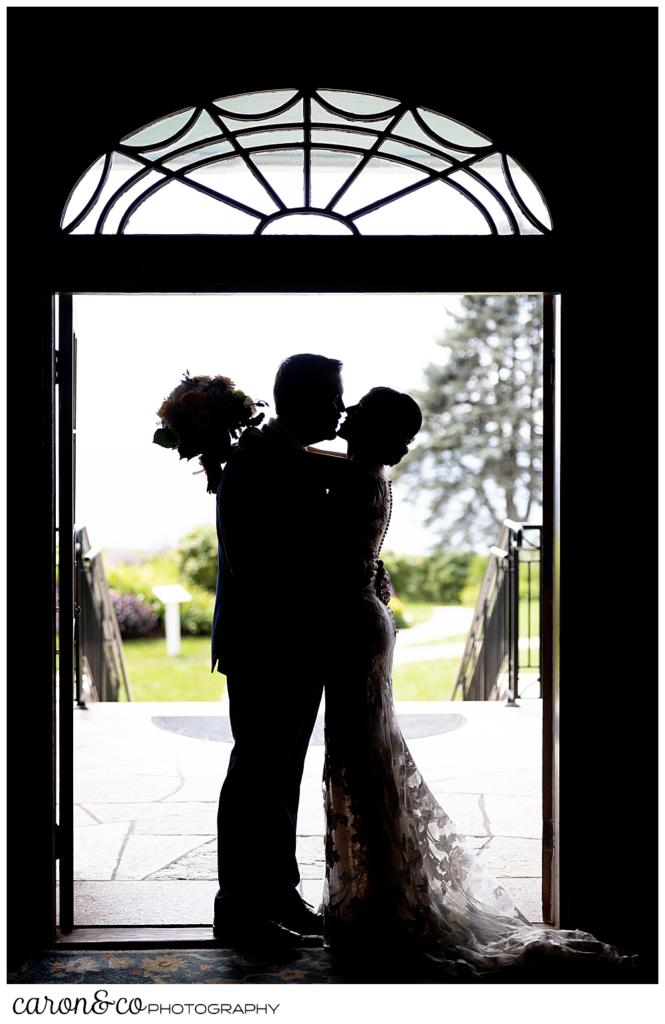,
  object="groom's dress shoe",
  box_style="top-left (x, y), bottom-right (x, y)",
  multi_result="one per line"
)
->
top-left (269, 893), bottom-right (324, 937)
top-left (213, 893), bottom-right (323, 950)
top-left (213, 914), bottom-right (305, 952)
